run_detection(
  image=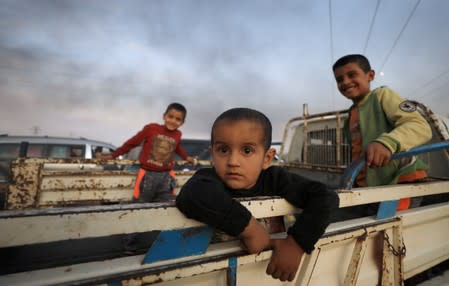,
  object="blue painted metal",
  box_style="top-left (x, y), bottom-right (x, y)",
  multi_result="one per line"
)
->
top-left (376, 200), bottom-right (400, 219)
top-left (227, 256), bottom-right (237, 286)
top-left (341, 155), bottom-right (366, 190)
top-left (341, 140), bottom-right (449, 190)
top-left (143, 226), bottom-right (213, 264)
top-left (340, 141), bottom-right (449, 219)
top-left (107, 282), bottom-right (122, 286)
